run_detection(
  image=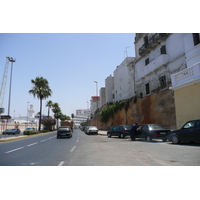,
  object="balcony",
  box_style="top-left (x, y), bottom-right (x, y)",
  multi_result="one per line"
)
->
top-left (139, 33), bottom-right (169, 56)
top-left (138, 54), bottom-right (169, 80)
top-left (170, 62), bottom-right (200, 90)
